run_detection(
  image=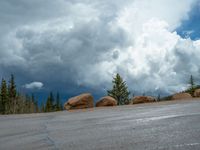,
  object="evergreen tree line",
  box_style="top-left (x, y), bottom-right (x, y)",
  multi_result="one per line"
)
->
top-left (42, 92), bottom-right (63, 112)
top-left (1, 73), bottom-right (196, 113)
top-left (0, 75), bottom-right (63, 115)
top-left (0, 74), bottom-right (38, 114)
